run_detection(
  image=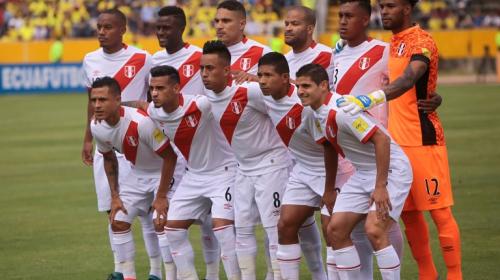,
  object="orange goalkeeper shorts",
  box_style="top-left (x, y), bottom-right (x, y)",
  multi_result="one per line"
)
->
top-left (402, 145), bottom-right (454, 211)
